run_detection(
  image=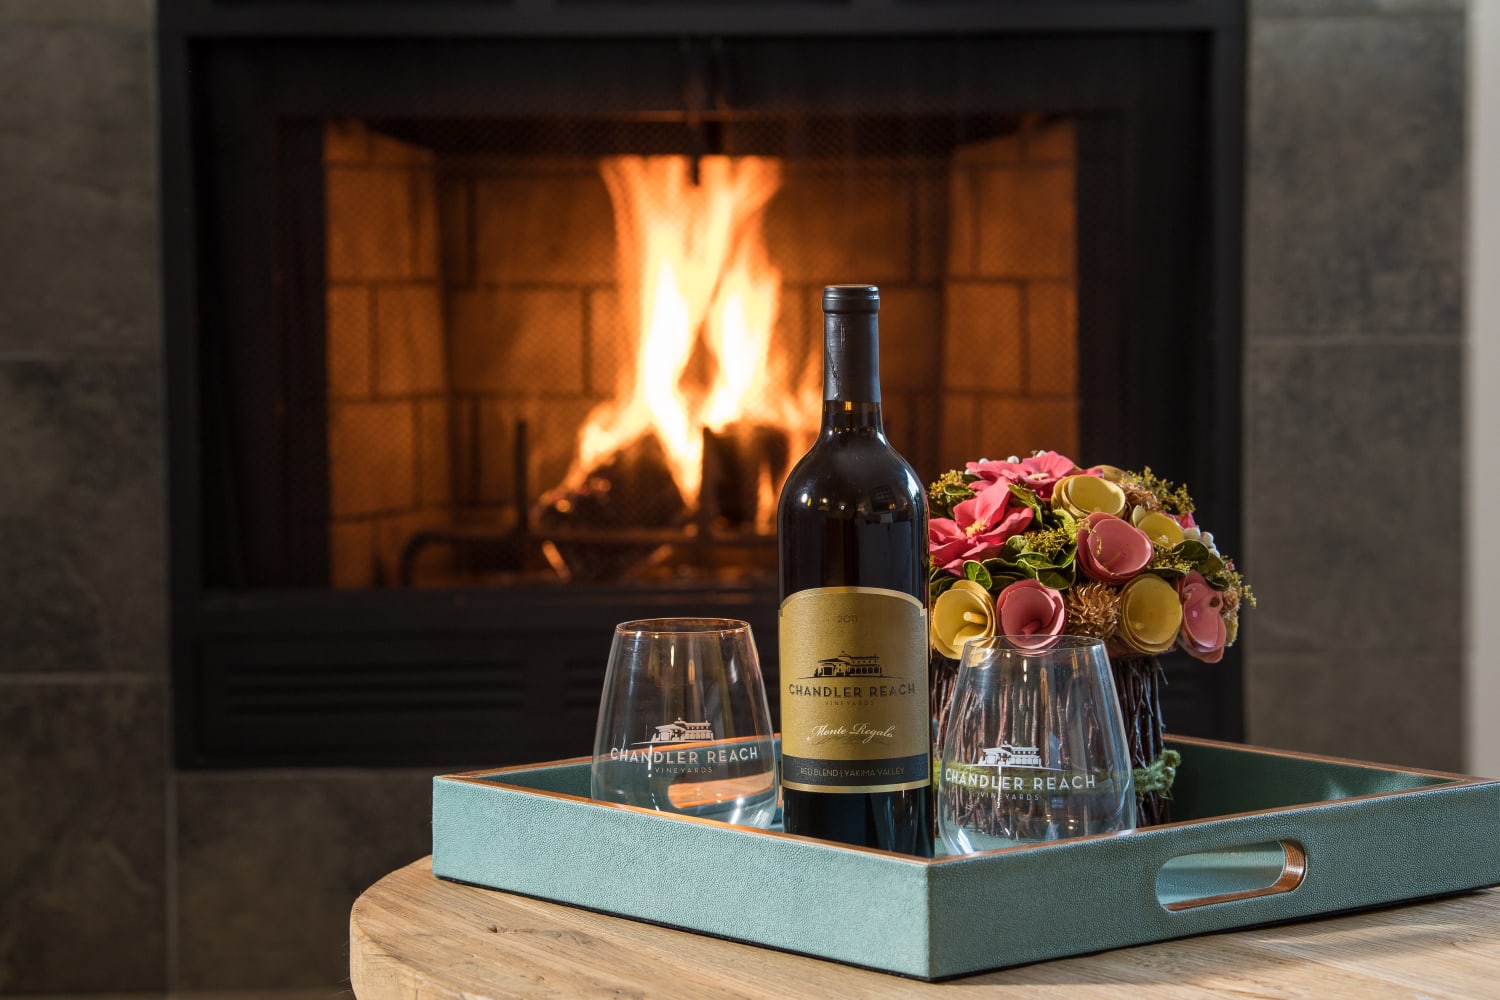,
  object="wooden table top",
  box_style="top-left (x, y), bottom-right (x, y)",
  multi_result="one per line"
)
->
top-left (350, 857), bottom-right (1500, 998)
